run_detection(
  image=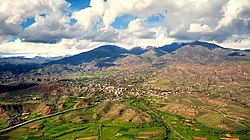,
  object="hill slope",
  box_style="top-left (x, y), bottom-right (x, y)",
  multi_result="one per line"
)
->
top-left (47, 45), bottom-right (129, 65)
